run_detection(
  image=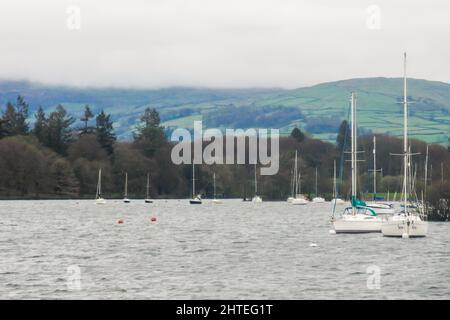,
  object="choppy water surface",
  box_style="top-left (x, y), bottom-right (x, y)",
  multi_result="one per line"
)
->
top-left (0, 199), bottom-right (449, 299)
